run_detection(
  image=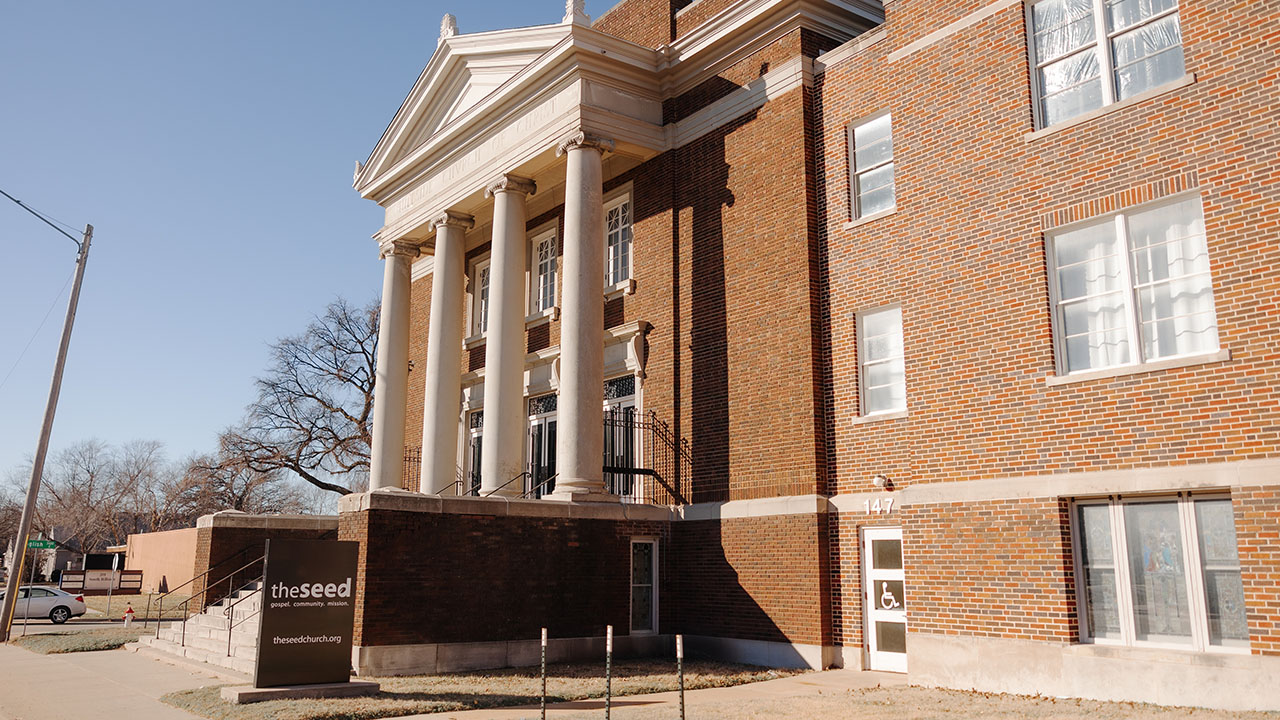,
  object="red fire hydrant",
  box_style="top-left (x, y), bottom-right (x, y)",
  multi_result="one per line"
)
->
top-left (123, 604), bottom-right (135, 628)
